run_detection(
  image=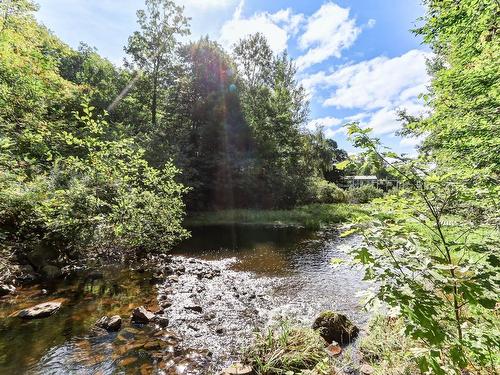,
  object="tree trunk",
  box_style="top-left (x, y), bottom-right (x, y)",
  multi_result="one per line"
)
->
top-left (152, 72), bottom-right (158, 127)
